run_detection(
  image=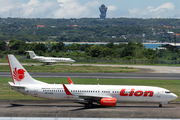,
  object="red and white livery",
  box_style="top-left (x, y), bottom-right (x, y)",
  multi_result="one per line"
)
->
top-left (7, 55), bottom-right (178, 108)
